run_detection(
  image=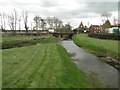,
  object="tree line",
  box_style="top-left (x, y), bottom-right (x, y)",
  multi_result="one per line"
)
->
top-left (0, 9), bottom-right (72, 33)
